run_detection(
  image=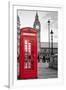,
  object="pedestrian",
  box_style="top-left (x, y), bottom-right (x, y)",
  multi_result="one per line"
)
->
top-left (42, 56), bottom-right (45, 63)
